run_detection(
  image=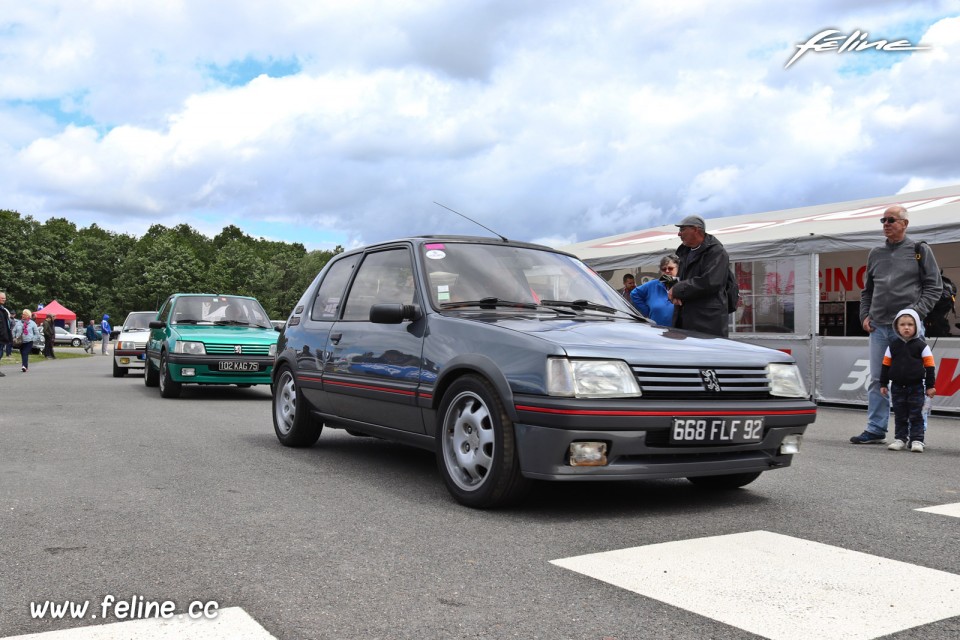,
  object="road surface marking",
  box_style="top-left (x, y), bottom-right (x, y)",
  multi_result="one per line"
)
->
top-left (551, 530), bottom-right (960, 640)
